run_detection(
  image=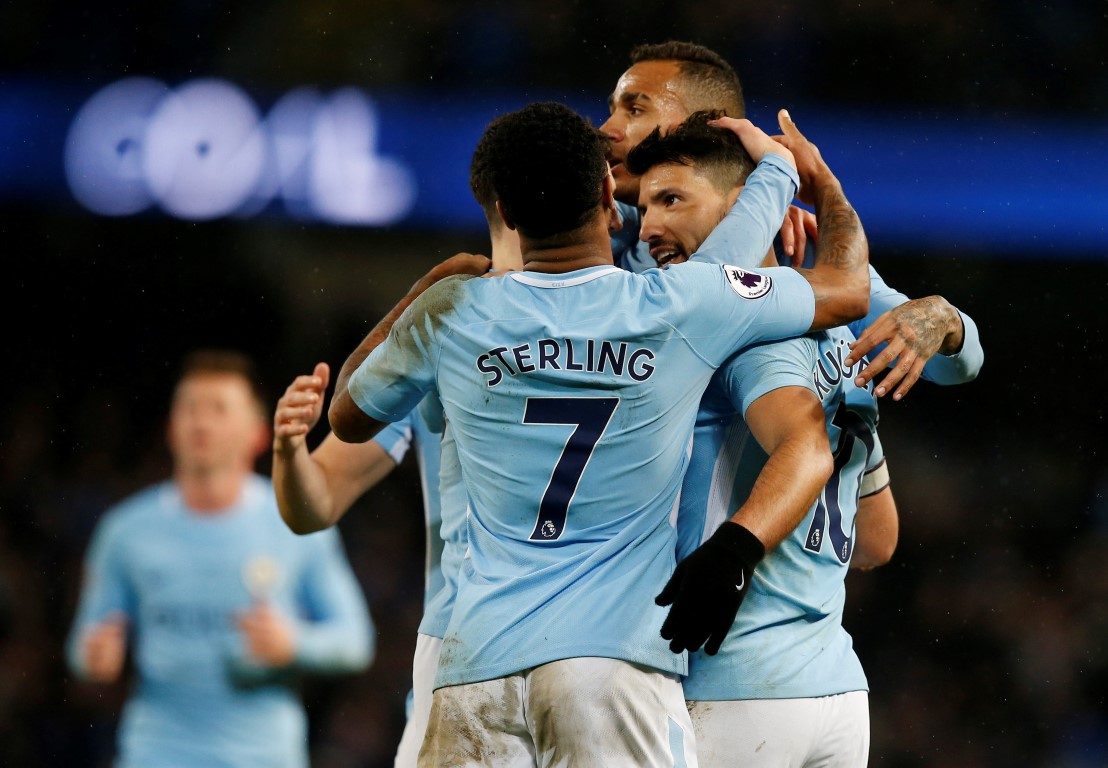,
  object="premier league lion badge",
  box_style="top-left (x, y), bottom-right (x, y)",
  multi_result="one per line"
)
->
top-left (723, 265), bottom-right (773, 299)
